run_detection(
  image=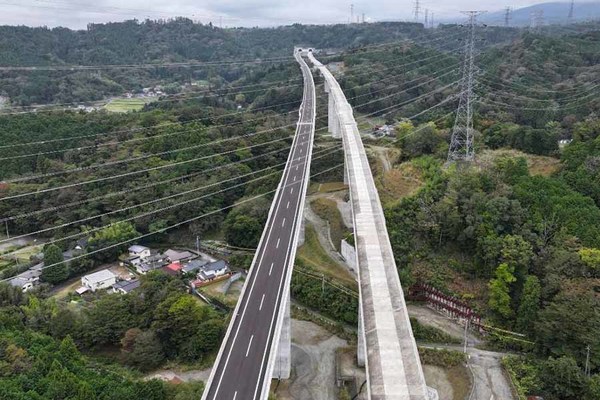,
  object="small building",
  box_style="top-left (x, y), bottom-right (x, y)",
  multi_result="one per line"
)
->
top-left (164, 249), bottom-right (195, 264)
top-left (182, 259), bottom-right (208, 274)
top-left (128, 245), bottom-right (151, 260)
top-left (197, 260), bottom-right (230, 282)
top-left (162, 262), bottom-right (183, 276)
top-left (112, 279), bottom-right (141, 294)
top-left (9, 277), bottom-right (34, 292)
top-left (136, 261), bottom-right (165, 275)
top-left (81, 269), bottom-right (117, 292)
